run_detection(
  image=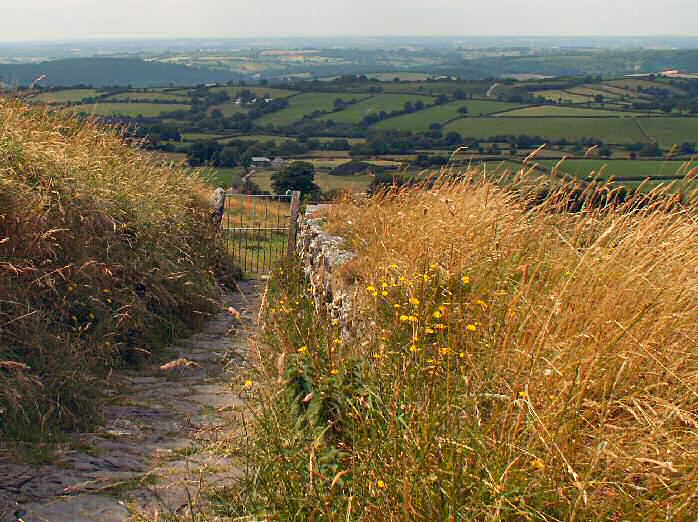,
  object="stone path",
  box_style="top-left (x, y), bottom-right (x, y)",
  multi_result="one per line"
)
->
top-left (0, 281), bottom-right (259, 522)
